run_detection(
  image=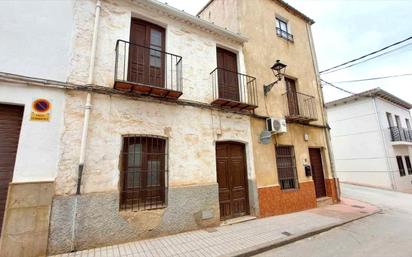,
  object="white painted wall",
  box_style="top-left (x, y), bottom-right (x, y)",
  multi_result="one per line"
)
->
top-left (375, 98), bottom-right (412, 193)
top-left (0, 0), bottom-right (75, 81)
top-left (0, 83), bottom-right (65, 183)
top-left (68, 0), bottom-right (246, 103)
top-left (327, 97), bottom-right (393, 189)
